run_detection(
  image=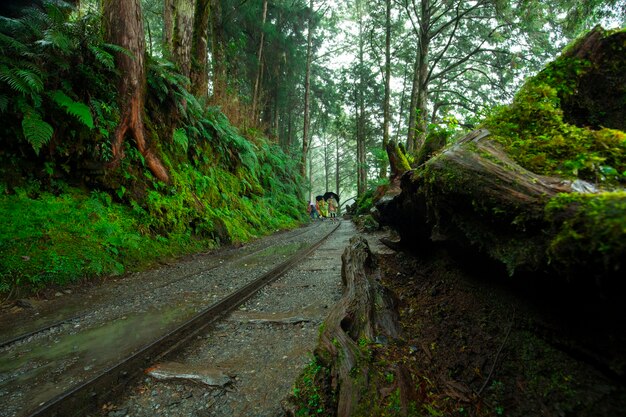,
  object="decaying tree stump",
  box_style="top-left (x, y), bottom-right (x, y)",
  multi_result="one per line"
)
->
top-left (300, 236), bottom-right (412, 416)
